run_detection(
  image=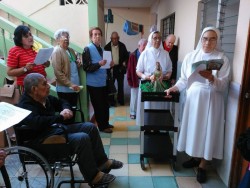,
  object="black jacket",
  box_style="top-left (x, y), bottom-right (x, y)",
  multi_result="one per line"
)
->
top-left (104, 41), bottom-right (129, 70)
top-left (169, 45), bottom-right (178, 80)
top-left (17, 93), bottom-right (71, 143)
